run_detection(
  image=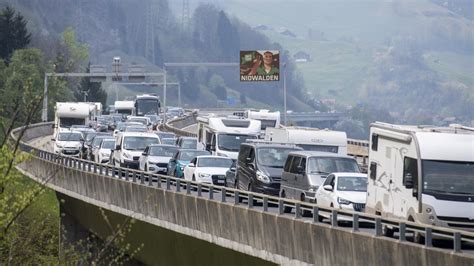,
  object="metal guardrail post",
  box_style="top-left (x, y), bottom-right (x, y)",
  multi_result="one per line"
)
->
top-left (88, 162), bottom-right (91, 172)
top-left (425, 228), bottom-right (433, 247)
top-left (353, 214), bottom-right (359, 231)
top-left (375, 218), bottom-right (382, 236)
top-left (248, 194), bottom-right (253, 208)
top-left (221, 187), bottom-right (226, 202)
top-left (313, 206), bottom-right (319, 223)
top-left (118, 168), bottom-right (123, 179)
top-left (209, 186), bottom-right (214, 200)
top-left (399, 223), bottom-right (406, 241)
top-left (132, 171), bottom-right (137, 183)
top-left (278, 199), bottom-right (284, 215)
top-left (148, 174), bottom-right (153, 186)
top-left (186, 181), bottom-right (191, 195)
top-left (453, 232), bottom-right (461, 253)
top-left (331, 210), bottom-right (338, 227)
top-left (125, 169), bottom-right (129, 181)
top-left (166, 177), bottom-right (171, 190)
top-left (139, 172), bottom-right (144, 184)
top-left (156, 176), bottom-right (161, 188)
top-left (234, 191), bottom-right (239, 205)
top-left (197, 184), bottom-right (202, 197)
top-left (176, 179), bottom-right (181, 192)
top-left (295, 203), bottom-right (301, 219)
top-left (263, 197), bottom-right (268, 212)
